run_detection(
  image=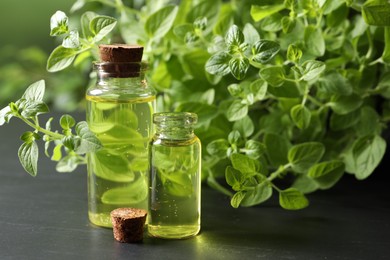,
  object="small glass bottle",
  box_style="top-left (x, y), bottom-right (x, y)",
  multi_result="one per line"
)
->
top-left (148, 112), bottom-right (201, 239)
top-left (86, 44), bottom-right (156, 227)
